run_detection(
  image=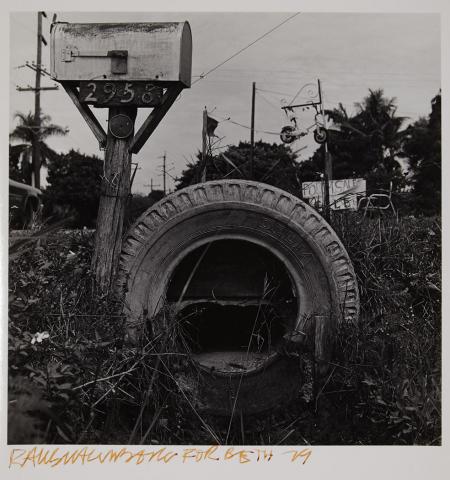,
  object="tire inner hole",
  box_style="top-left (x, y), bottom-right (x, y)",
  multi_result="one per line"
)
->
top-left (166, 239), bottom-right (298, 373)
